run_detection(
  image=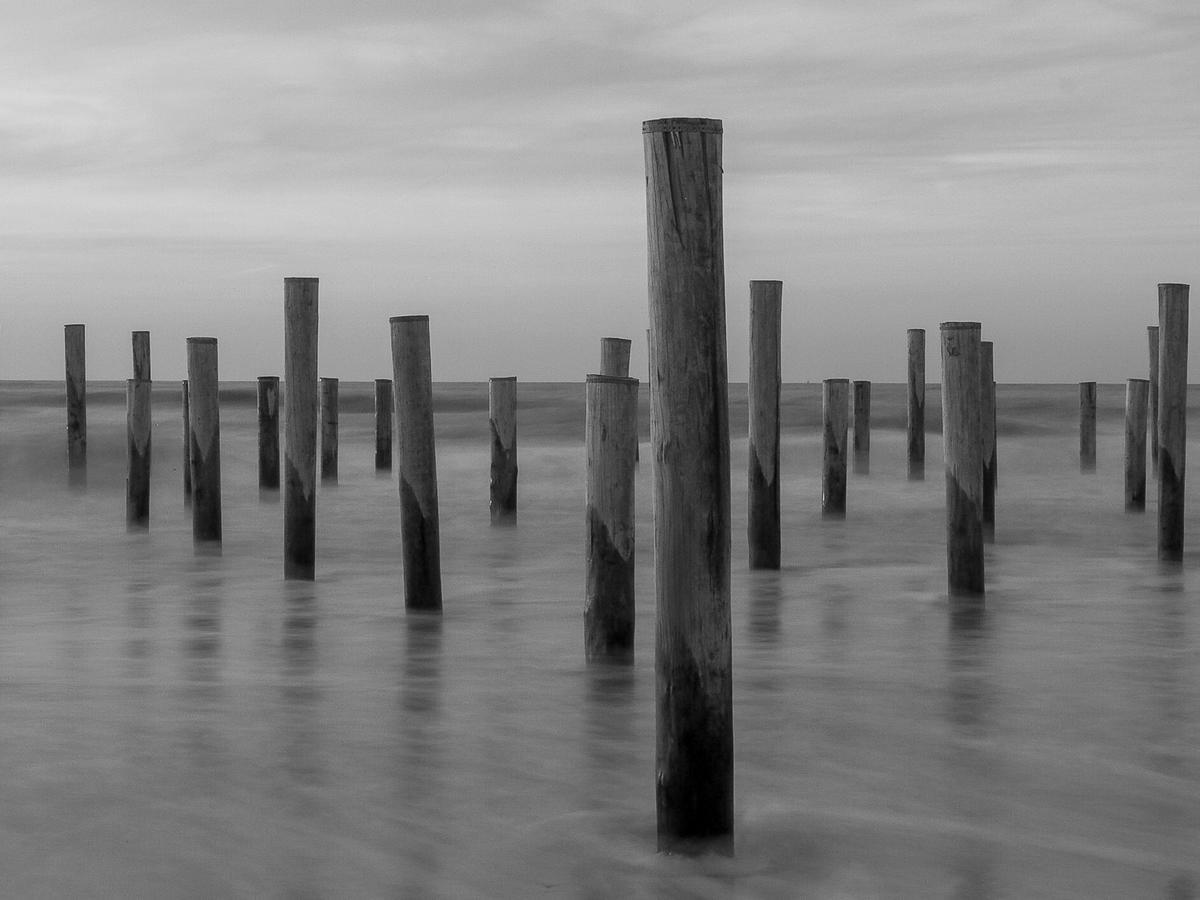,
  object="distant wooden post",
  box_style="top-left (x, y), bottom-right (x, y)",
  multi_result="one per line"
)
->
top-left (284, 277), bottom-right (319, 580)
top-left (1079, 382), bottom-right (1097, 472)
top-left (644, 116), bottom-right (732, 853)
top-left (1157, 284), bottom-right (1189, 562)
top-left (390, 315), bottom-right (443, 612)
top-left (981, 342), bottom-right (996, 542)
top-left (1148, 325), bottom-right (1160, 478)
top-left (852, 380), bottom-right (871, 476)
top-left (600, 337), bottom-right (632, 377)
top-left (939, 322), bottom-right (984, 597)
top-left (375, 379), bottom-right (393, 471)
top-left (585, 374), bottom-right (638, 661)
top-left (258, 376), bottom-right (280, 490)
top-left (822, 378), bottom-right (849, 518)
top-left (181, 380), bottom-right (192, 506)
top-left (126, 379), bottom-right (151, 529)
top-left (907, 328), bottom-right (926, 480)
top-left (64, 324), bottom-right (86, 483)
top-left (747, 280), bottom-right (781, 569)
top-left (320, 377), bottom-right (339, 484)
top-left (1125, 378), bottom-right (1149, 512)
top-left (489, 376), bottom-right (518, 523)
top-left (186, 338), bottom-right (221, 546)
